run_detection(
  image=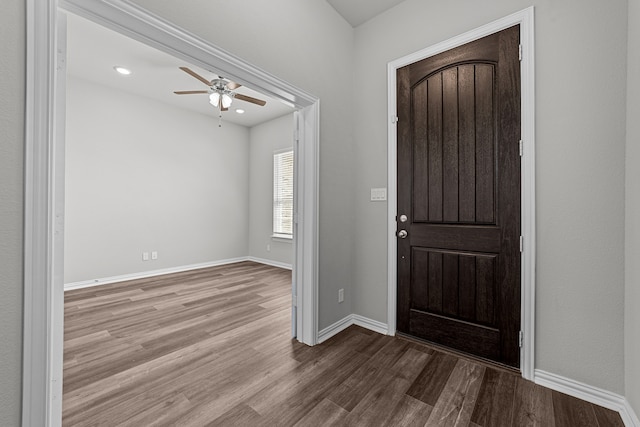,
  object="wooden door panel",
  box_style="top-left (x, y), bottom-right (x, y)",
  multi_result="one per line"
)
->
top-left (411, 248), bottom-right (497, 326)
top-left (427, 74), bottom-right (443, 222)
top-left (475, 64), bottom-right (496, 224)
top-left (442, 67), bottom-right (459, 223)
top-left (408, 33), bottom-right (500, 86)
top-left (413, 63), bottom-right (497, 224)
top-left (397, 25), bottom-right (521, 367)
top-left (410, 224), bottom-right (501, 253)
top-left (409, 311), bottom-right (500, 360)
top-left (459, 255), bottom-right (476, 320)
top-left (412, 80), bottom-right (429, 221)
top-left (459, 65), bottom-right (476, 223)
top-left (442, 253), bottom-right (459, 317)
